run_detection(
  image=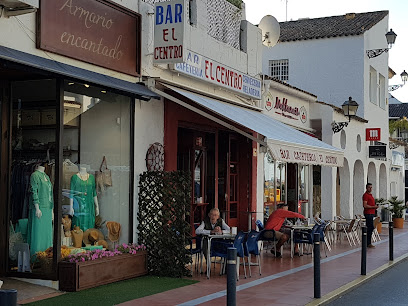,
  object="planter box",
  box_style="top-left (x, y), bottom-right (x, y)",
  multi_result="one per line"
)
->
top-left (58, 251), bottom-right (147, 292)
